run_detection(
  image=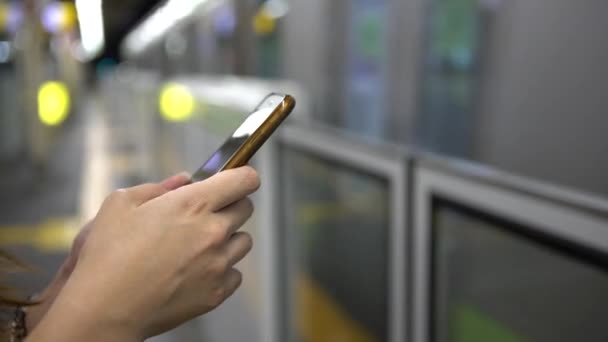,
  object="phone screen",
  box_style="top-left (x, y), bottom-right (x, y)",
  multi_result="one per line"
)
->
top-left (191, 94), bottom-right (286, 182)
